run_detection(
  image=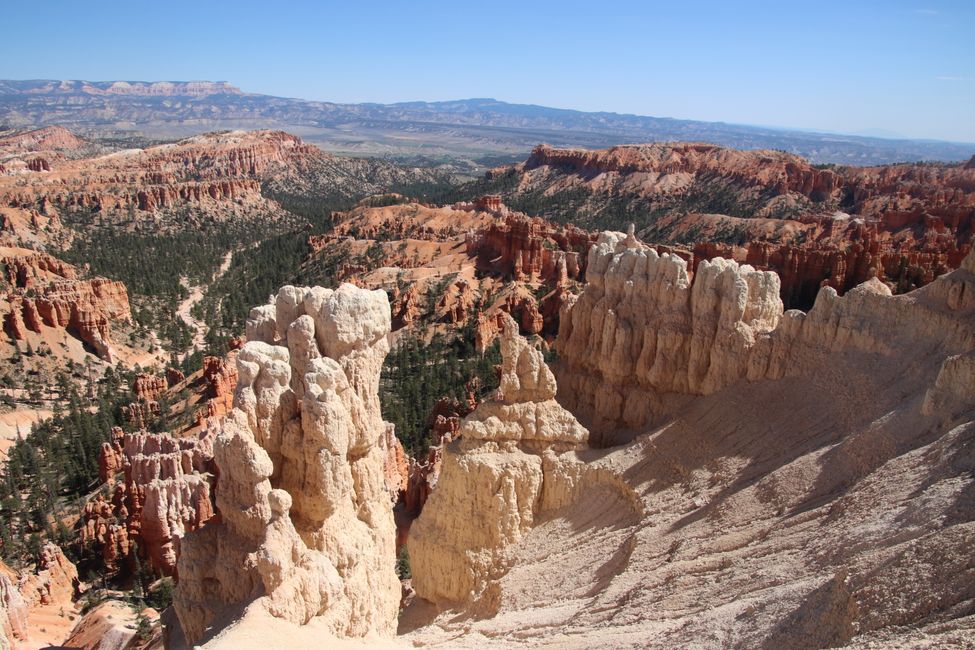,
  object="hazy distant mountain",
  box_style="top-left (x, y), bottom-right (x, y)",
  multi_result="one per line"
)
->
top-left (0, 79), bottom-right (971, 166)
